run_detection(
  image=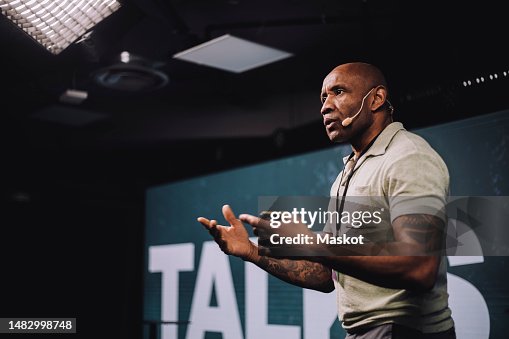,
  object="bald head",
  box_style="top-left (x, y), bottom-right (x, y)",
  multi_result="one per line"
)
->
top-left (320, 62), bottom-right (394, 146)
top-left (322, 62), bottom-right (392, 115)
top-left (329, 62), bottom-right (388, 93)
